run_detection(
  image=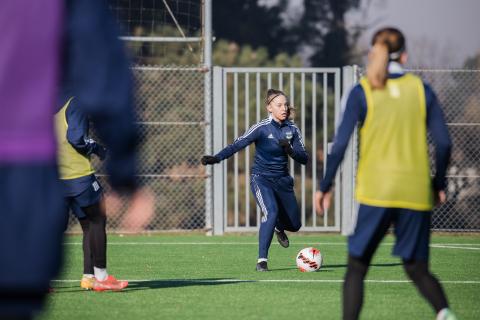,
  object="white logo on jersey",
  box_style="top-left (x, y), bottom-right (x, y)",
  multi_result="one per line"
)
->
top-left (267, 133), bottom-right (274, 139)
top-left (285, 131), bottom-right (293, 140)
top-left (92, 181), bottom-right (100, 192)
top-left (389, 83), bottom-right (401, 98)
